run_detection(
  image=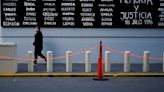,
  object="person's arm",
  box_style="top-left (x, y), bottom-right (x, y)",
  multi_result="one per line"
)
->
top-left (33, 34), bottom-right (37, 46)
top-left (33, 41), bottom-right (35, 45)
